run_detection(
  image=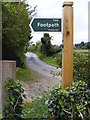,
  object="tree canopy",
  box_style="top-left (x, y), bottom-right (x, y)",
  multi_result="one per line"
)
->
top-left (41, 33), bottom-right (61, 56)
top-left (2, 1), bottom-right (36, 59)
top-left (75, 41), bottom-right (90, 49)
top-left (41, 33), bottom-right (52, 56)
